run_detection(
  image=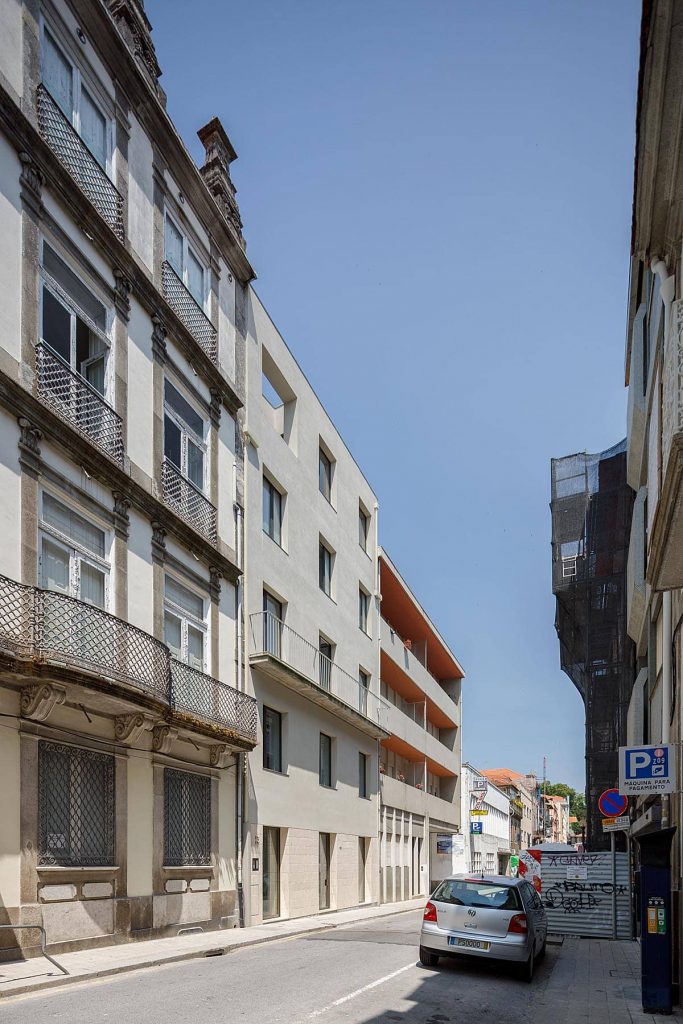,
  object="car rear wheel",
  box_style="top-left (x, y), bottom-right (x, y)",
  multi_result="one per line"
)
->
top-left (519, 947), bottom-right (535, 983)
top-left (419, 946), bottom-right (440, 968)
